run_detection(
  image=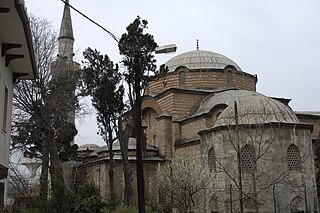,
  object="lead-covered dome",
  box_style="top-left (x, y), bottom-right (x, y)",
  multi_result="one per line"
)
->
top-left (213, 91), bottom-right (300, 127)
top-left (165, 50), bottom-right (242, 72)
top-left (78, 144), bottom-right (100, 151)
